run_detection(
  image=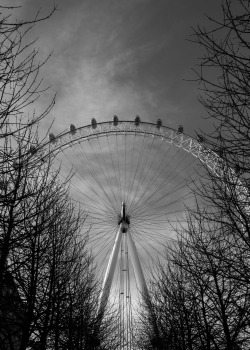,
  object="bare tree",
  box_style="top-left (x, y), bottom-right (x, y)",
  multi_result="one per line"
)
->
top-left (0, 121), bottom-right (112, 350)
top-left (0, 1), bottom-right (58, 289)
top-left (0, 5), bottom-right (56, 137)
top-left (0, 5), bottom-right (59, 348)
top-left (191, 0), bottom-right (250, 173)
top-left (135, 2), bottom-right (250, 348)
top-left (0, 6), bottom-right (114, 350)
top-left (137, 200), bottom-right (250, 349)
